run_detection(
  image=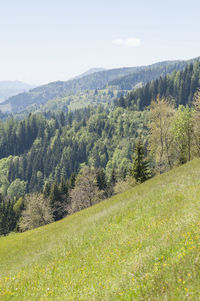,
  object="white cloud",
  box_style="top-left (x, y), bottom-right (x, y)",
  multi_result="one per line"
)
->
top-left (112, 37), bottom-right (141, 47)
top-left (112, 39), bottom-right (124, 46)
top-left (125, 38), bottom-right (141, 47)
